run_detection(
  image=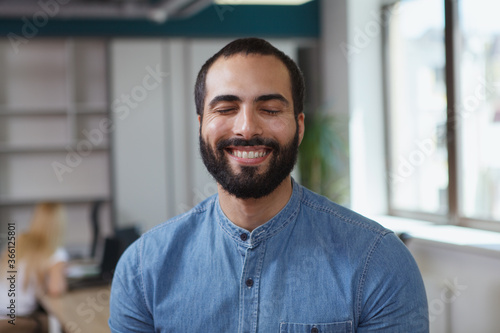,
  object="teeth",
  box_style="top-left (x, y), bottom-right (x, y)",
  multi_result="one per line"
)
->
top-left (232, 150), bottom-right (268, 159)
